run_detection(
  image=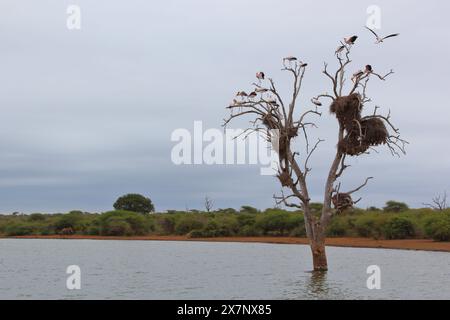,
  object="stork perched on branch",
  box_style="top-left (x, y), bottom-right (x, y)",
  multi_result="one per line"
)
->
top-left (335, 45), bottom-right (346, 55)
top-left (351, 70), bottom-right (364, 83)
top-left (283, 56), bottom-right (297, 67)
top-left (256, 72), bottom-right (265, 80)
